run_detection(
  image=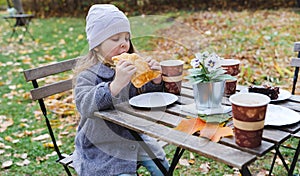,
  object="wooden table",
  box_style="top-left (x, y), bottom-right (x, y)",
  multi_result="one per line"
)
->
top-left (2, 14), bottom-right (35, 42)
top-left (94, 82), bottom-right (300, 175)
